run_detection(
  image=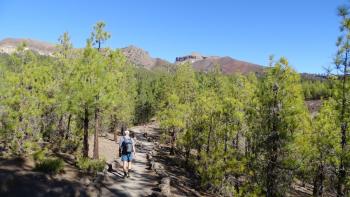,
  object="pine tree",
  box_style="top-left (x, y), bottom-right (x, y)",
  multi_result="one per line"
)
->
top-left (333, 5), bottom-right (350, 196)
top-left (90, 21), bottom-right (111, 159)
top-left (255, 57), bottom-right (311, 196)
top-left (90, 21), bottom-right (111, 52)
top-left (158, 63), bottom-right (197, 155)
top-left (307, 99), bottom-right (340, 196)
top-left (0, 46), bottom-right (57, 154)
